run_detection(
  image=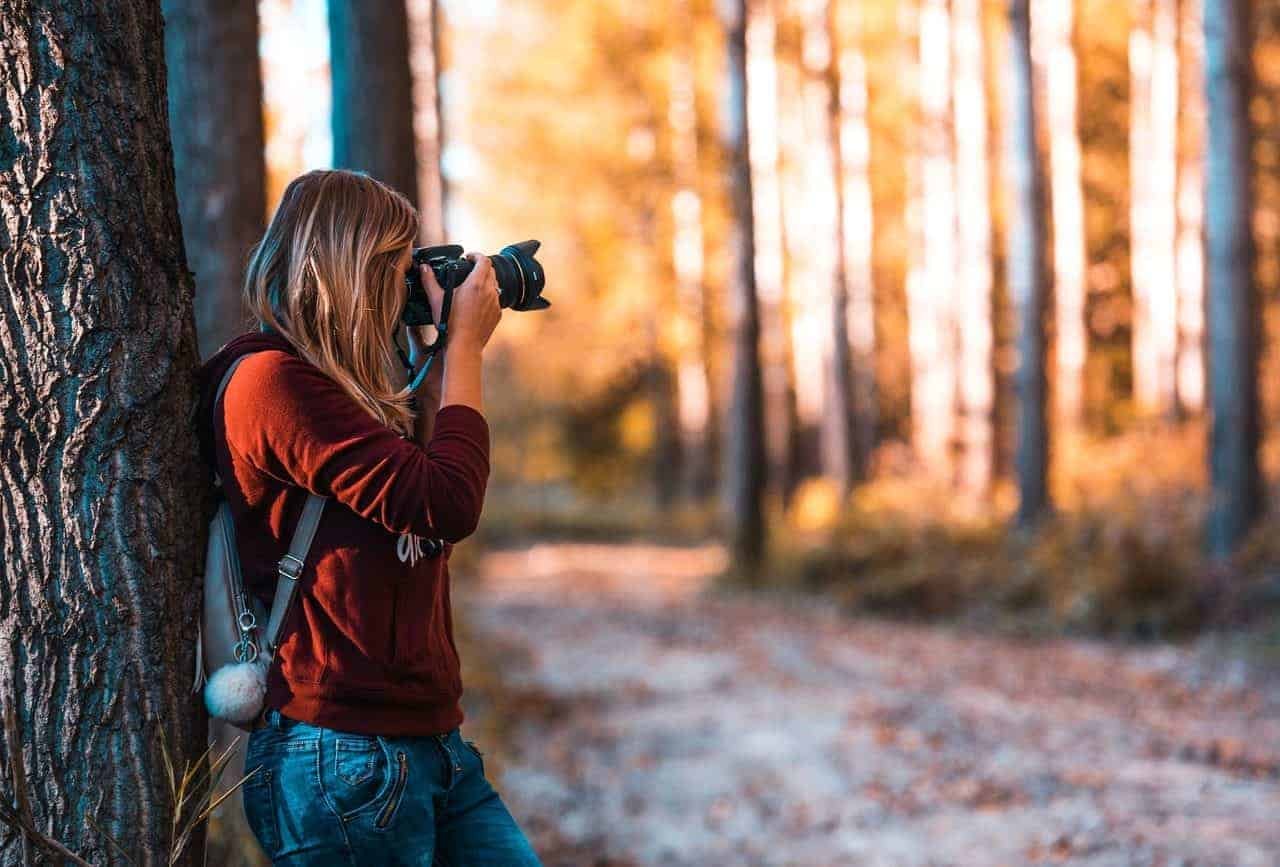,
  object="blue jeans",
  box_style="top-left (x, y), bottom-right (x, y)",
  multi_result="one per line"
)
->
top-left (241, 708), bottom-right (543, 866)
